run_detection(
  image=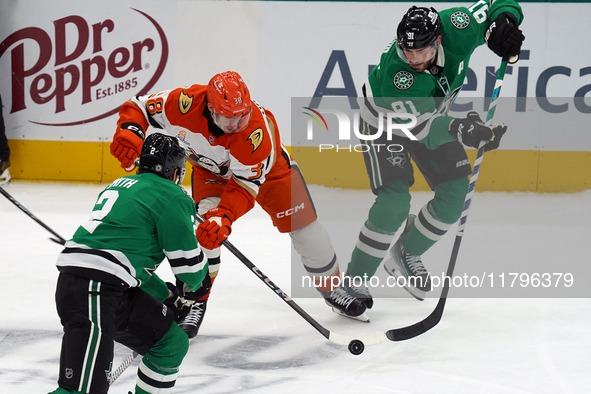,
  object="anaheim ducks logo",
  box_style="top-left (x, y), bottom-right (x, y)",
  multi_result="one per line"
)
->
top-left (248, 128), bottom-right (264, 152)
top-left (178, 91), bottom-right (193, 114)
